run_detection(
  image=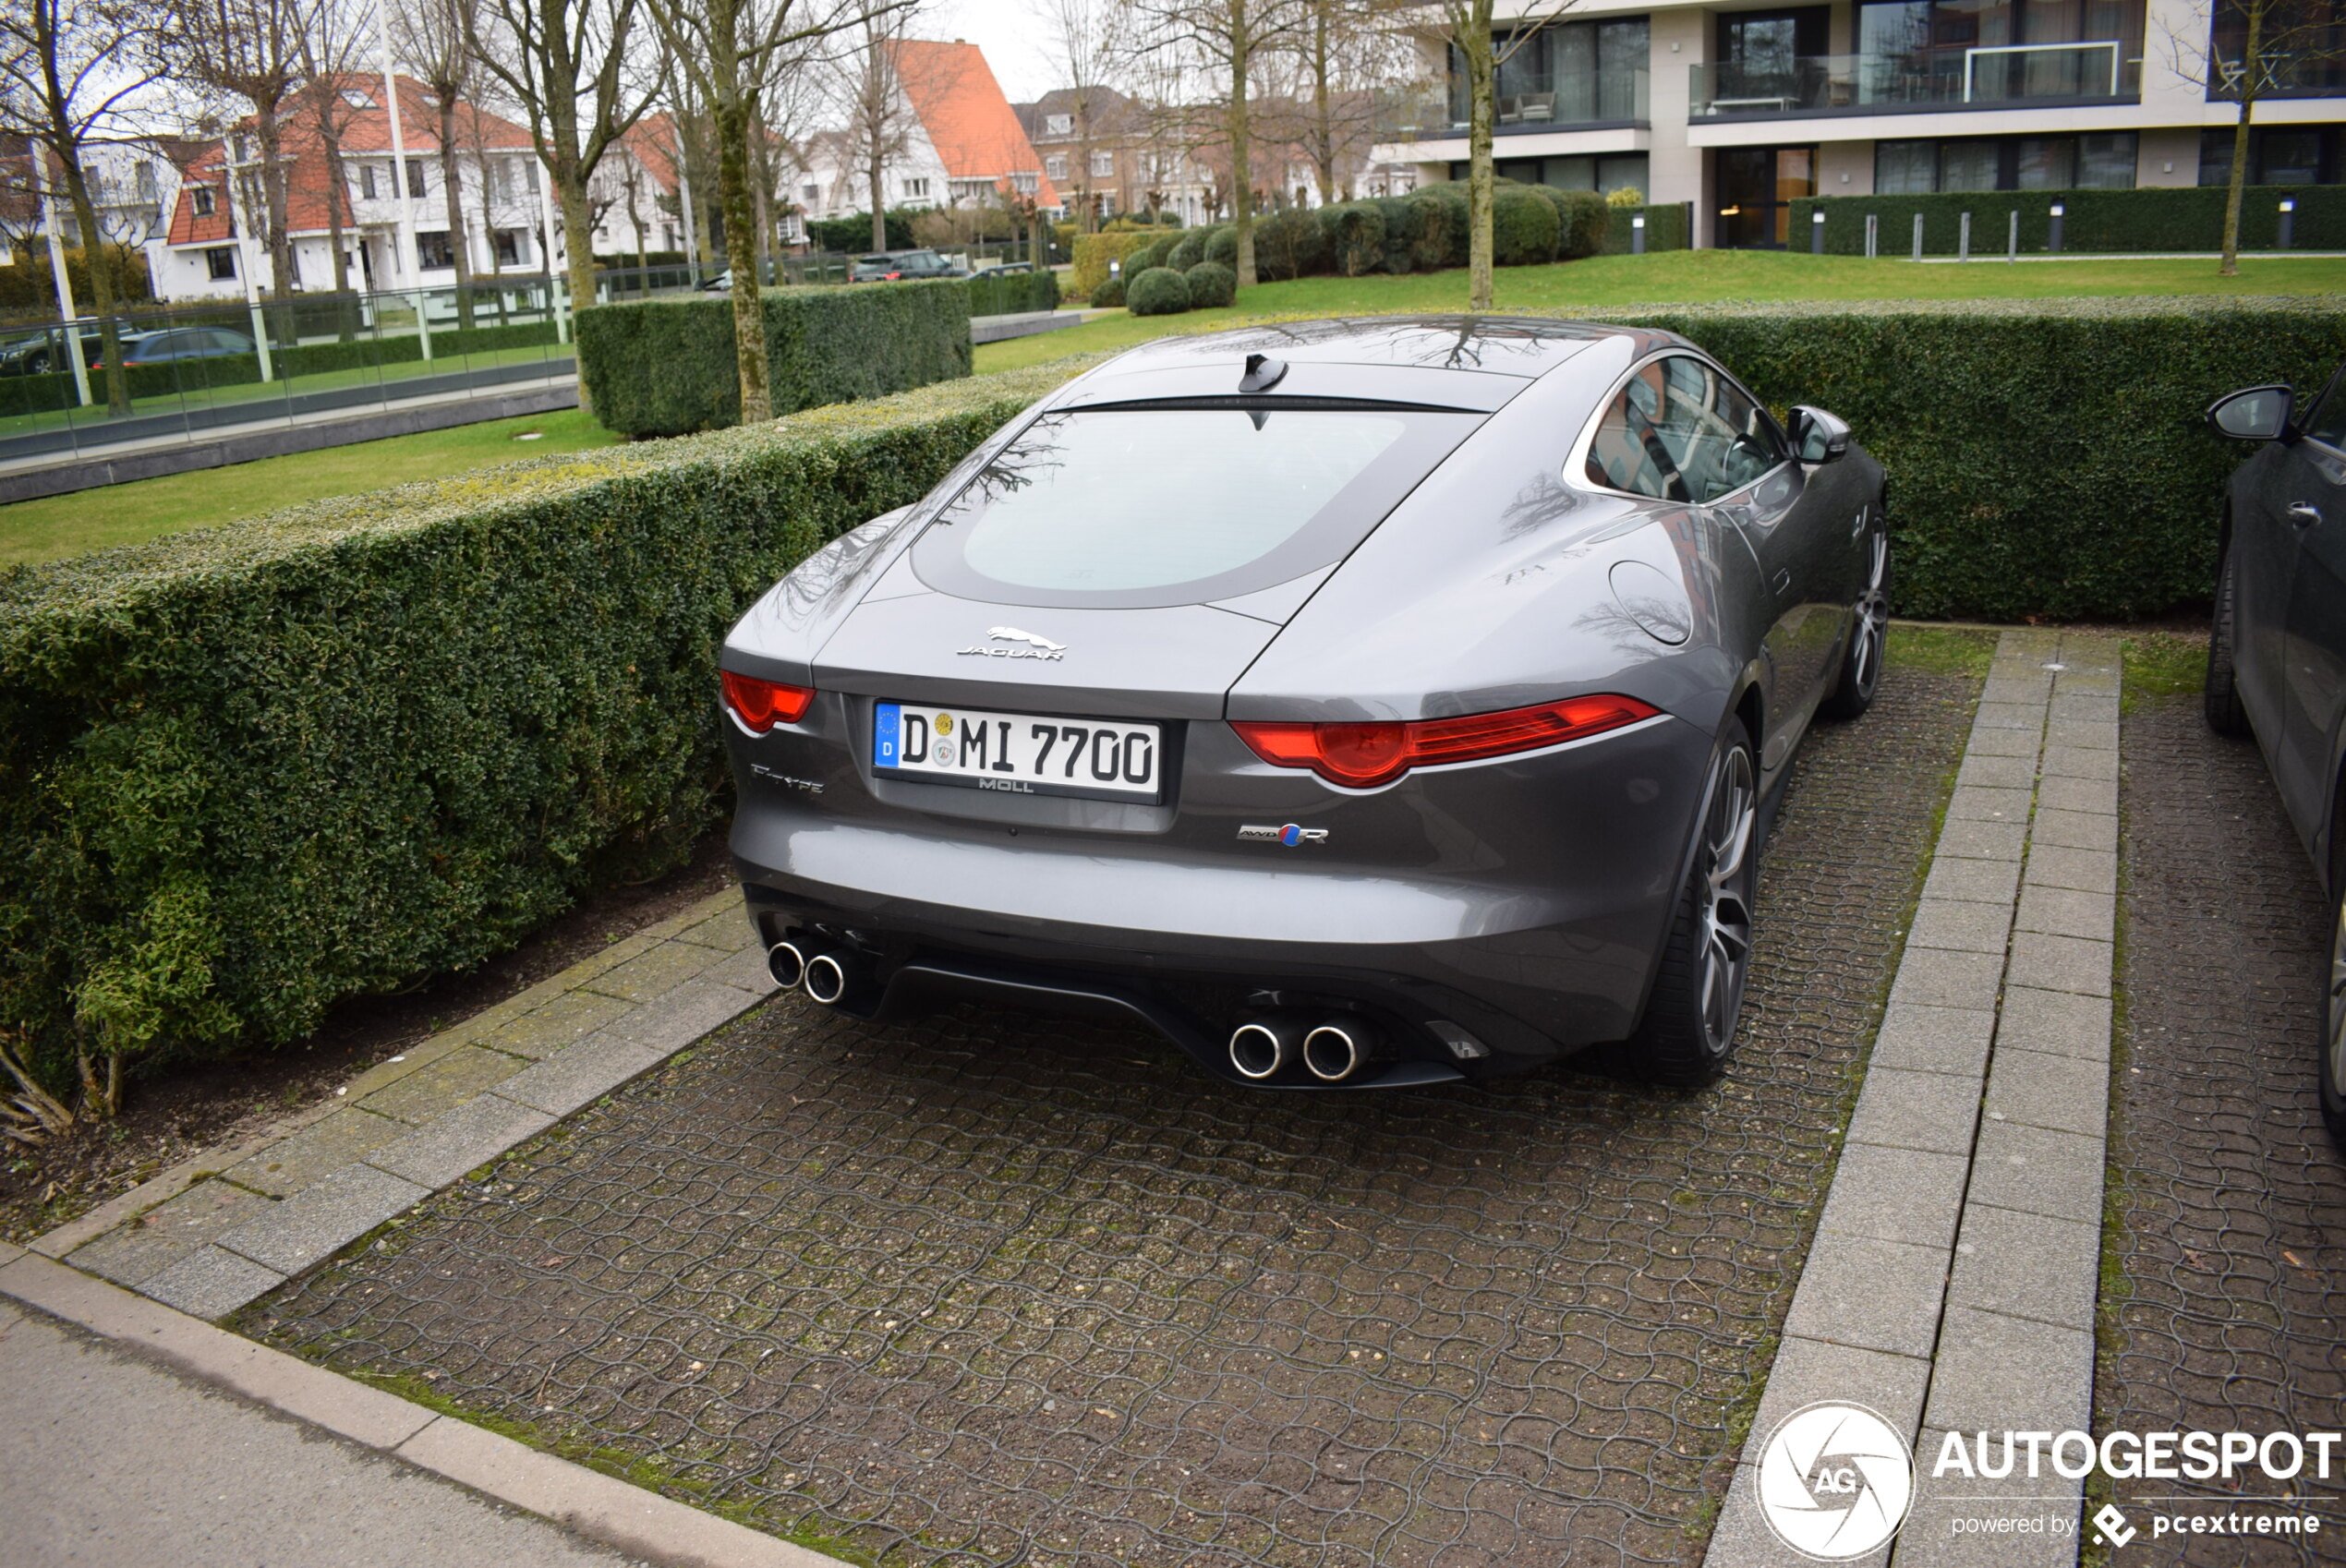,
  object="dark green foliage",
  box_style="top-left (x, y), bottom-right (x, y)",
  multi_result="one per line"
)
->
top-left (1252, 208), bottom-right (1331, 281)
top-left (1599, 202), bottom-right (1692, 255)
top-left (1324, 201), bottom-right (1388, 276)
top-left (964, 267), bottom-right (1060, 318)
top-left (1791, 186), bottom-right (2346, 256)
top-left (1127, 235), bottom-right (1179, 272)
top-left (1589, 298), bottom-right (2346, 621)
top-left (0, 242), bottom-right (153, 309)
top-left (1092, 273), bottom-right (1126, 308)
top-left (1204, 226), bottom-right (1238, 268)
top-left (0, 362), bottom-right (1097, 1092)
top-left (574, 280), bottom-right (972, 437)
top-left (1409, 186), bottom-right (1470, 269)
top-left (1183, 260), bottom-right (1237, 308)
top-left (0, 320), bottom-right (565, 420)
top-left (1551, 189), bottom-right (1612, 259)
top-left (1167, 229), bottom-right (1210, 270)
top-left (803, 209), bottom-right (921, 253)
top-left (1126, 266), bottom-right (1192, 316)
top-left (1493, 187), bottom-right (1562, 265)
